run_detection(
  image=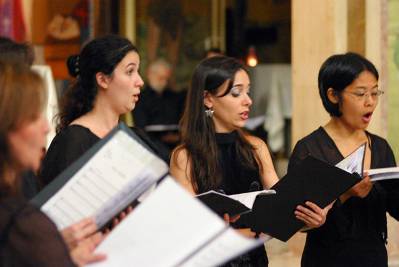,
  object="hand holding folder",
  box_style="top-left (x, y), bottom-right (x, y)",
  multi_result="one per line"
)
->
top-left (251, 155), bottom-right (362, 241)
